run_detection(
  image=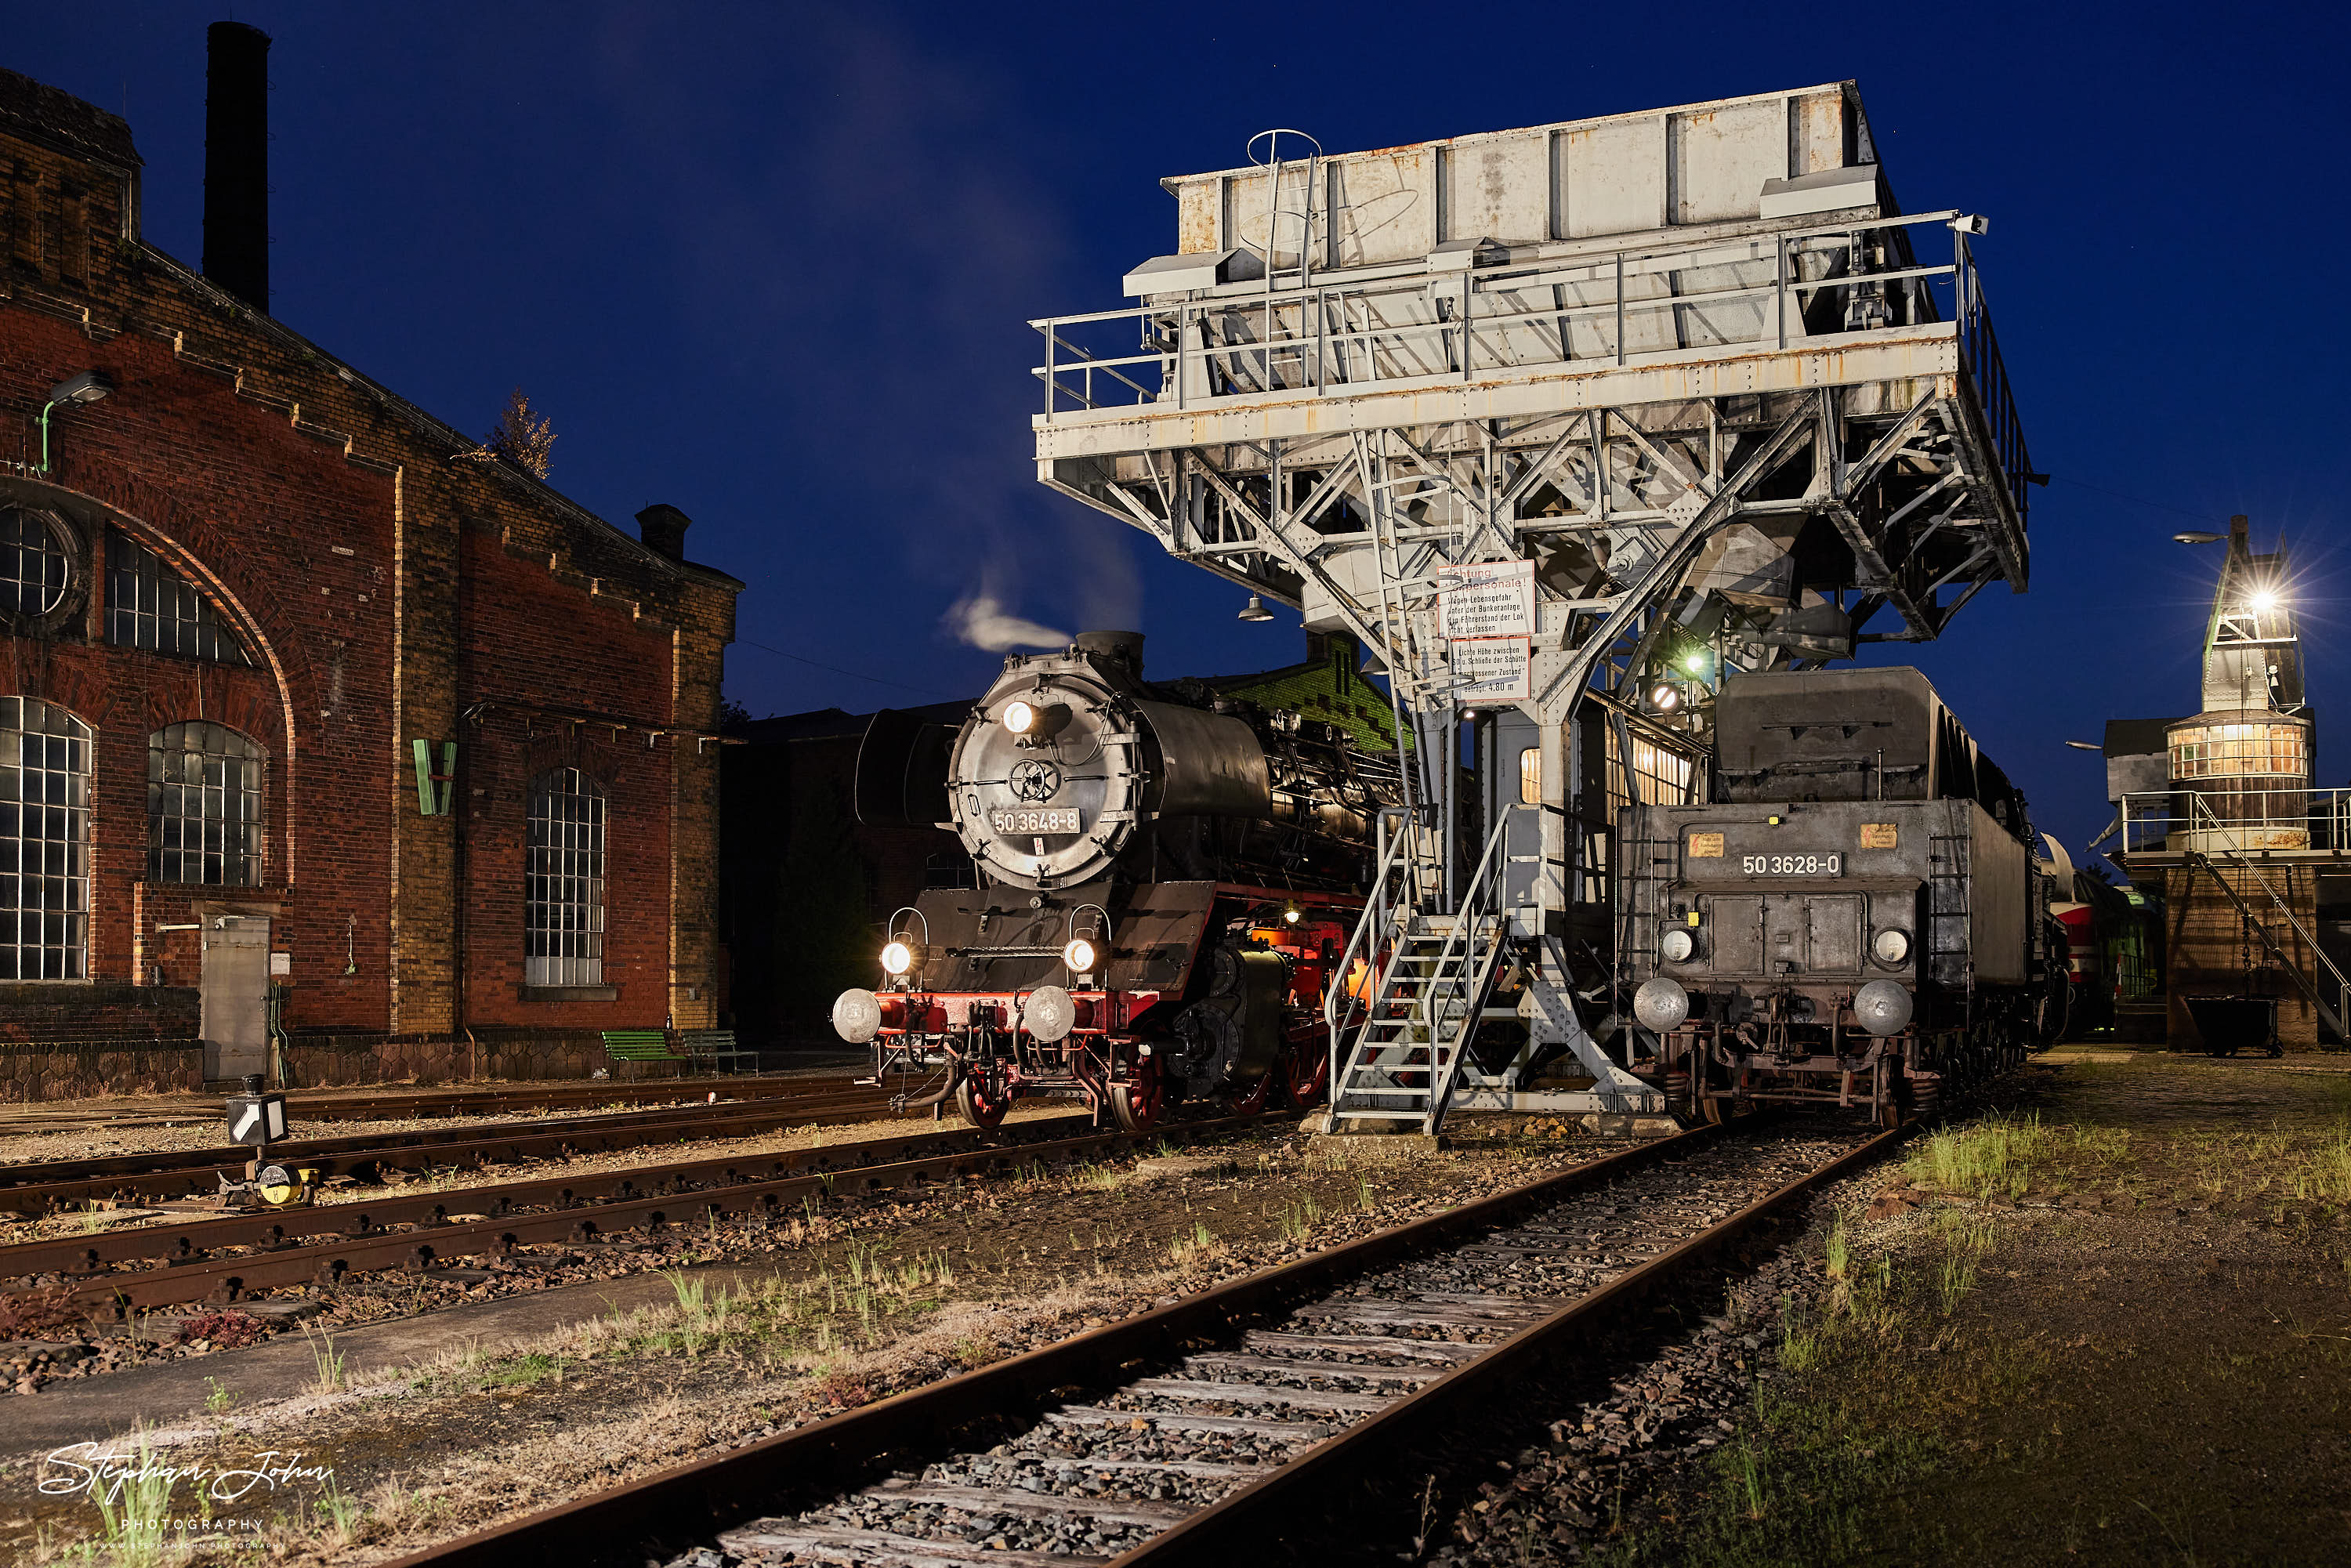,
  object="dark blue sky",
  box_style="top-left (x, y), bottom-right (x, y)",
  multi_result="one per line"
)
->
top-left (9, 2), bottom-right (2346, 862)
